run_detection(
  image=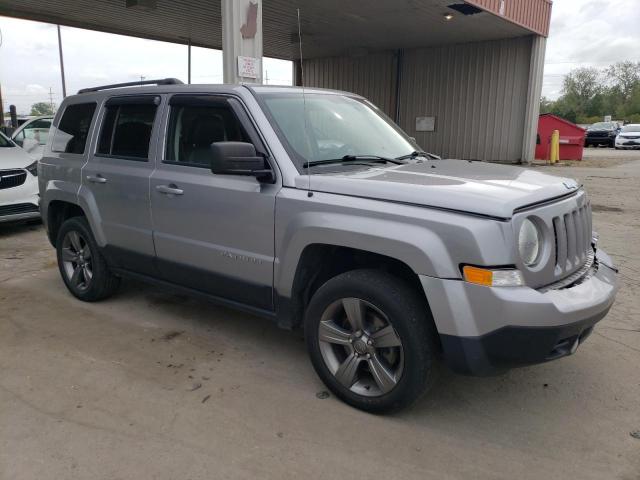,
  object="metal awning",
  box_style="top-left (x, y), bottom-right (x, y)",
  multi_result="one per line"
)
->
top-left (0, 0), bottom-right (540, 59)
